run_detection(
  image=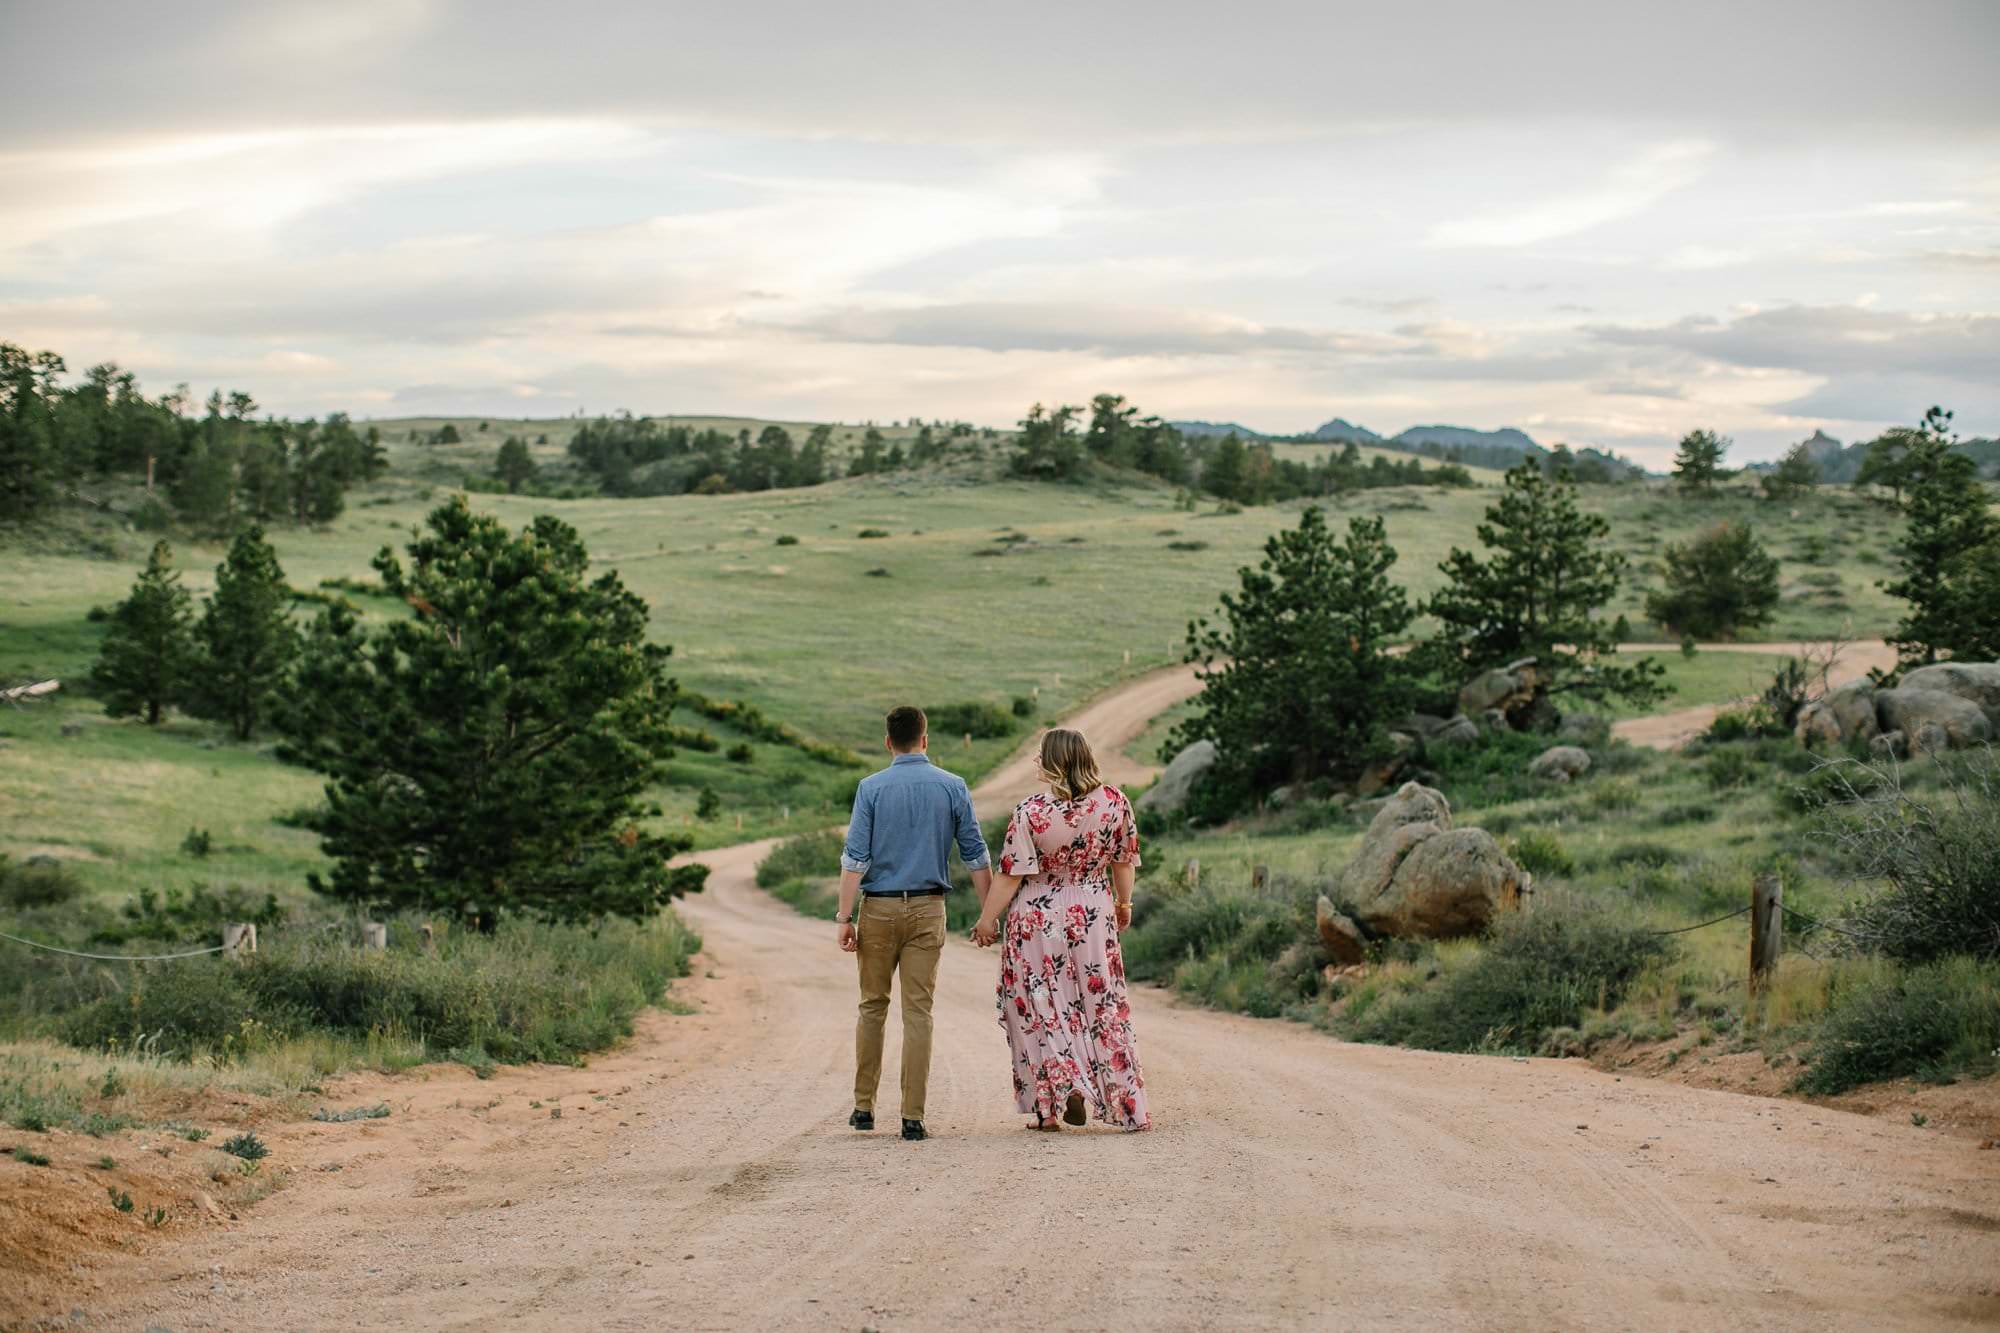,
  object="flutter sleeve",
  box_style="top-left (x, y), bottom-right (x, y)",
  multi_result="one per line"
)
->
top-left (998, 800), bottom-right (1041, 877)
top-left (1110, 789), bottom-right (1142, 867)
